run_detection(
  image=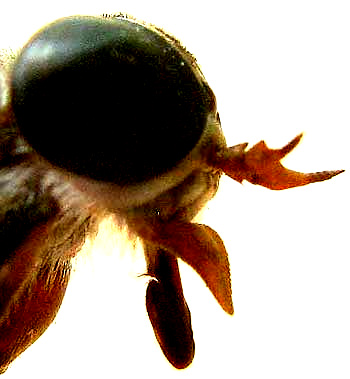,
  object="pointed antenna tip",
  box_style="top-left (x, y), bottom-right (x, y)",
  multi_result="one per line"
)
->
top-left (290, 132), bottom-right (304, 145)
top-left (308, 169), bottom-right (345, 184)
top-left (221, 297), bottom-right (234, 315)
top-left (331, 169), bottom-right (345, 177)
